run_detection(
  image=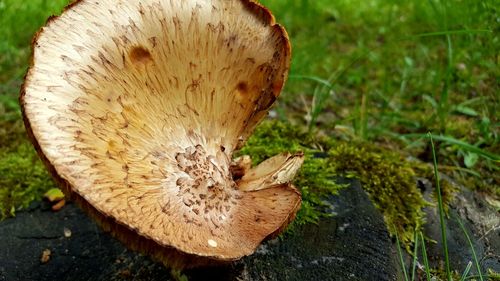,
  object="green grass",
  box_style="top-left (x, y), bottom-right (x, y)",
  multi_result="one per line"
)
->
top-left (396, 228), bottom-right (410, 281)
top-left (430, 133), bottom-right (452, 280)
top-left (420, 232), bottom-right (432, 281)
top-left (261, 0), bottom-right (499, 184)
top-left (456, 215), bottom-right (485, 281)
top-left (411, 230), bottom-right (419, 280)
top-left (0, 0), bottom-right (70, 81)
